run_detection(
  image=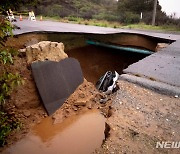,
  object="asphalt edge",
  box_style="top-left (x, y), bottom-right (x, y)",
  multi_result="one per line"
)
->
top-left (119, 74), bottom-right (180, 96)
